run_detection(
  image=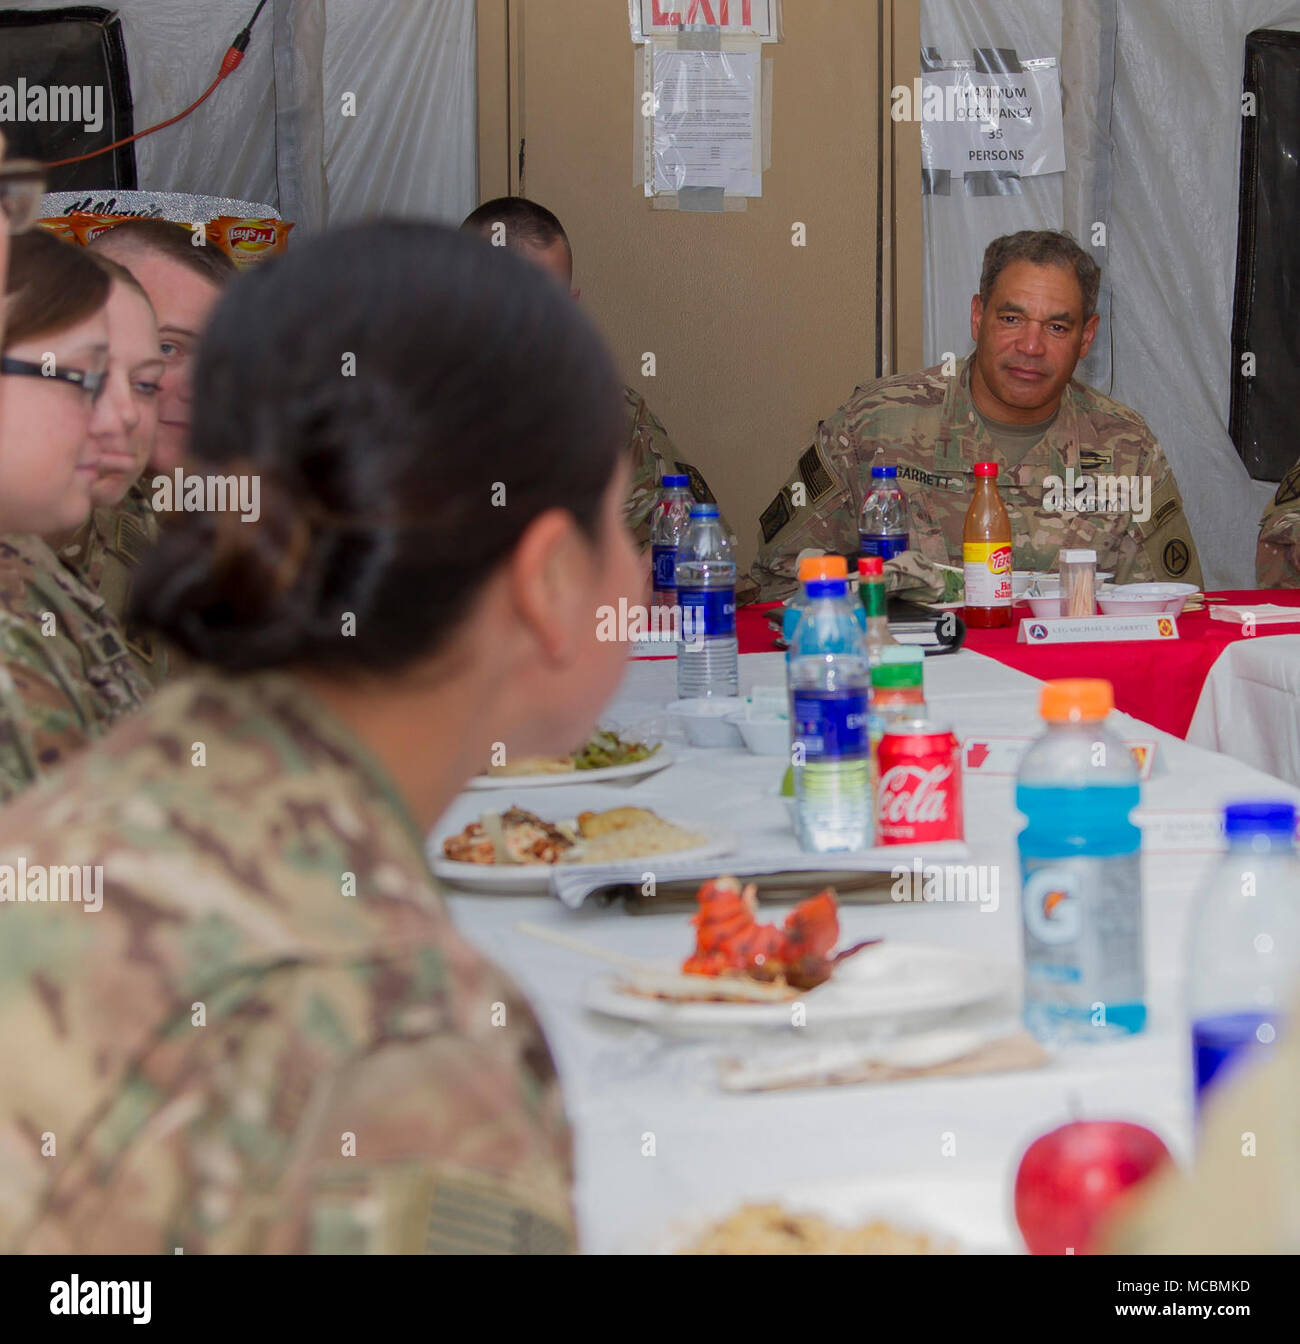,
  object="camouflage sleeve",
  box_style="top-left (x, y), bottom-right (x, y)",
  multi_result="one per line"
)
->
top-left (1124, 435), bottom-right (1204, 587)
top-left (22, 949), bottom-right (575, 1254)
top-left (622, 388), bottom-right (734, 550)
top-left (1256, 461), bottom-right (1300, 587)
top-left (749, 421), bottom-right (860, 602)
top-left (0, 614), bottom-right (93, 801)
